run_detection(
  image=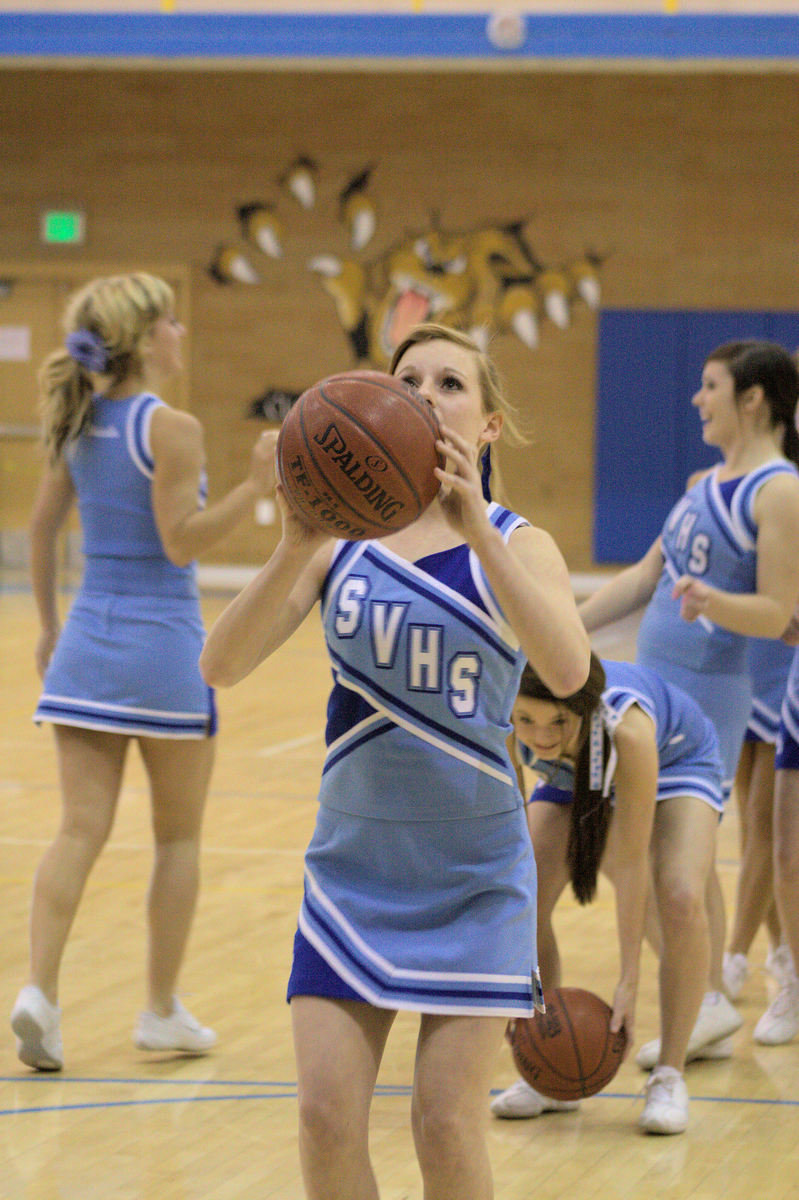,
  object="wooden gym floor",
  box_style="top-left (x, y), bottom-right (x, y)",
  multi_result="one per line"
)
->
top-left (1, 581), bottom-right (798, 1200)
